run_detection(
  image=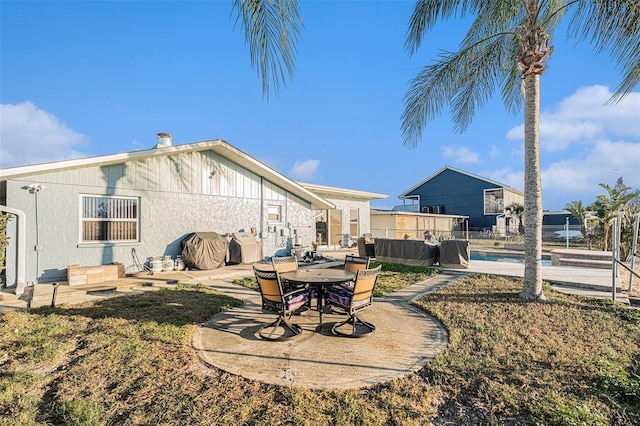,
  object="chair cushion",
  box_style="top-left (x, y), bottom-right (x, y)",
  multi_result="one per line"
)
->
top-left (326, 287), bottom-right (371, 310)
top-left (326, 291), bottom-right (351, 308)
top-left (284, 290), bottom-right (310, 311)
